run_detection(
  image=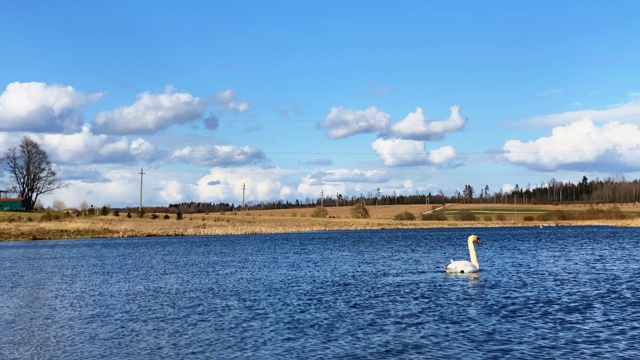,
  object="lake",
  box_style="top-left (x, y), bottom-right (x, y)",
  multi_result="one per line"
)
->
top-left (1, 226), bottom-right (639, 359)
